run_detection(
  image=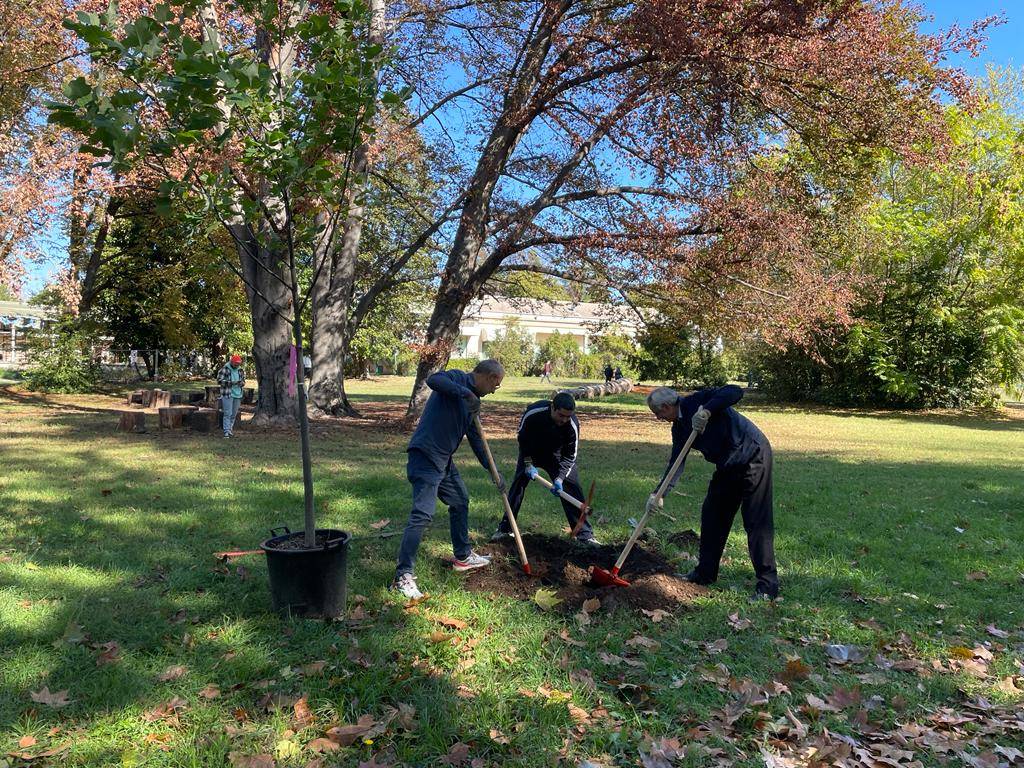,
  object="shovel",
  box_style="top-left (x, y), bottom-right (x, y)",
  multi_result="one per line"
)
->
top-left (528, 469), bottom-right (596, 539)
top-left (474, 415), bottom-right (532, 575)
top-left (589, 425), bottom-right (700, 588)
